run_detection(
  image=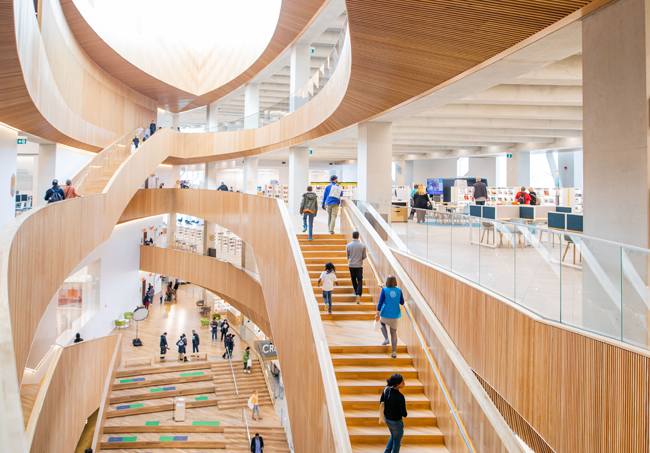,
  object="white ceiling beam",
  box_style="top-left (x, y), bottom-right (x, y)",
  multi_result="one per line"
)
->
top-left (460, 84), bottom-right (582, 106)
top-left (420, 104), bottom-right (582, 120)
top-left (392, 126), bottom-right (581, 138)
top-left (394, 116), bottom-right (582, 130)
